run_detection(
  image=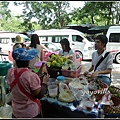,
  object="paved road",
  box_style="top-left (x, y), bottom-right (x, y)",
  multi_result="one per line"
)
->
top-left (81, 60), bottom-right (120, 88)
